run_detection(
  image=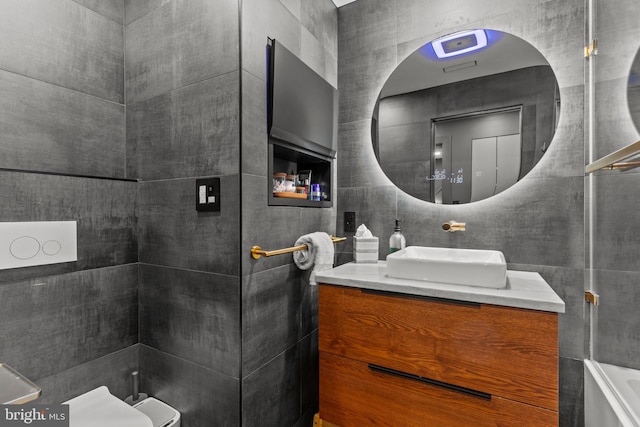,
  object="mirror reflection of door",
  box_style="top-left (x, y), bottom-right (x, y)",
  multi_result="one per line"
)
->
top-left (432, 107), bottom-right (522, 204)
top-left (471, 134), bottom-right (521, 202)
top-left (433, 135), bottom-right (451, 204)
